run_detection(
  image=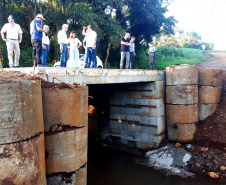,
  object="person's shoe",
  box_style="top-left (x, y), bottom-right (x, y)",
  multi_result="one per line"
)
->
top-left (9, 65), bottom-right (13, 68)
